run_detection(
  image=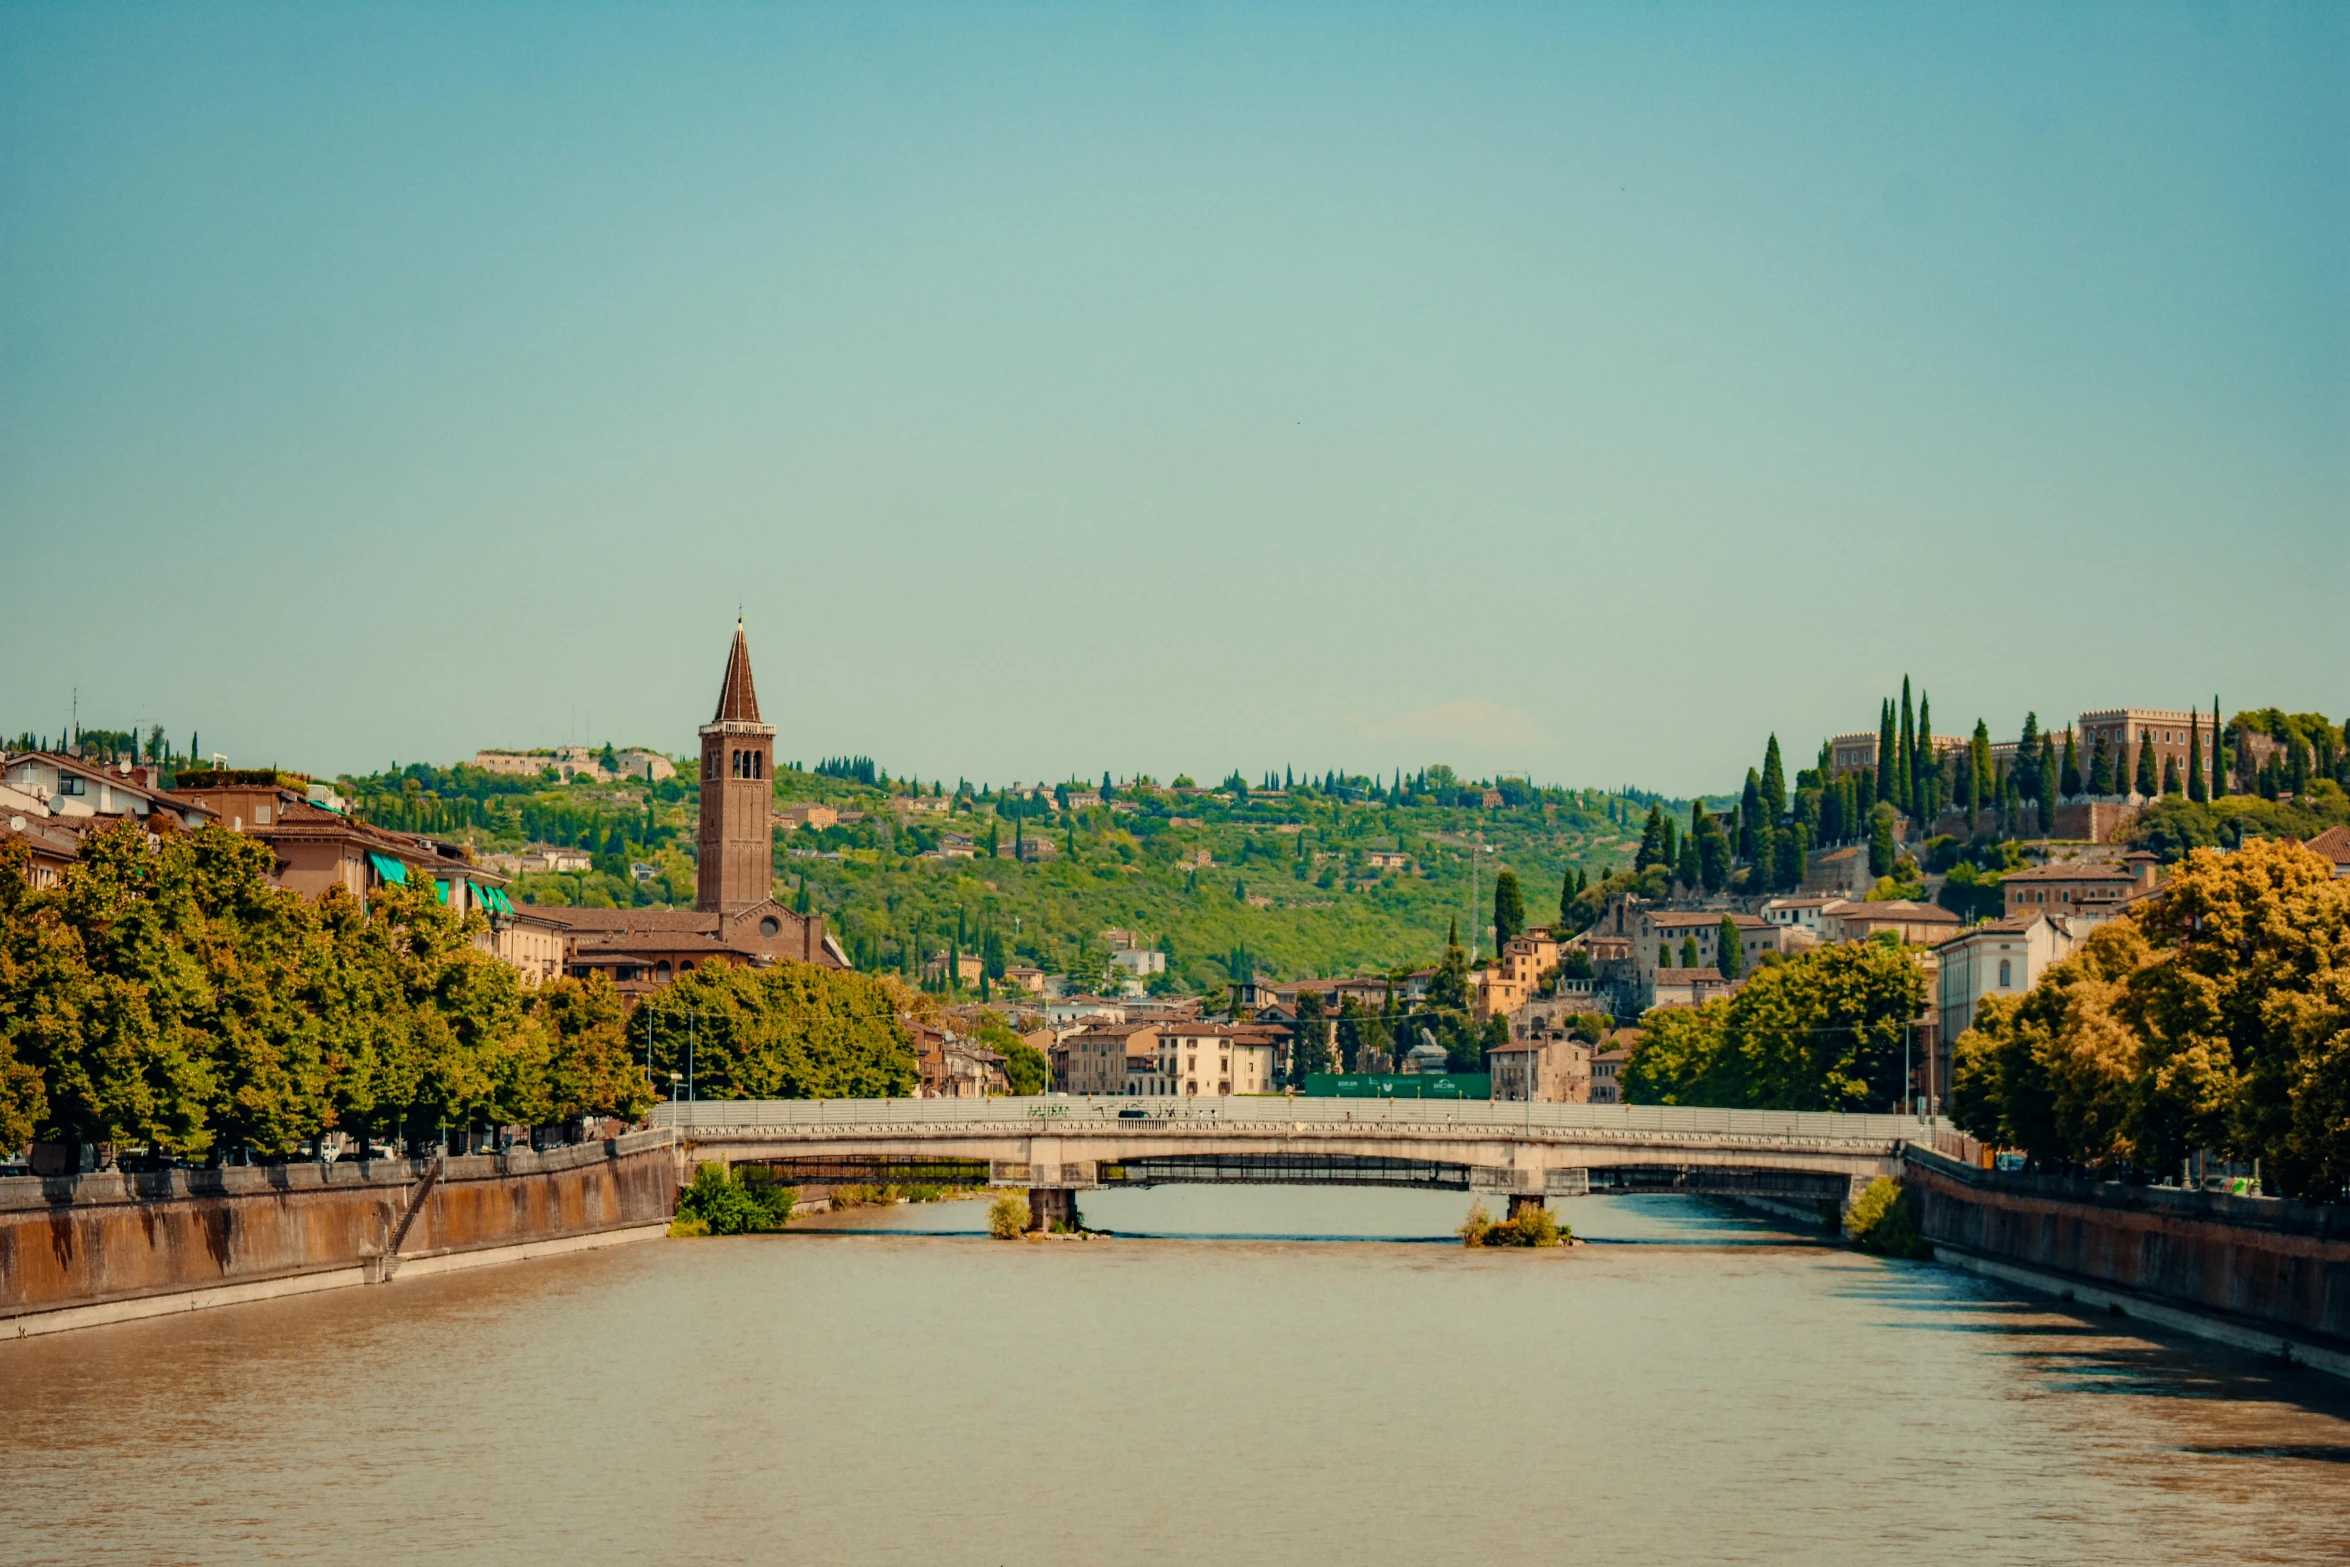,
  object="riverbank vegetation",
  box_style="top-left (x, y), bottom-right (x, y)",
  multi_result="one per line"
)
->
top-left (671, 1162), bottom-right (797, 1236)
top-left (1844, 1177), bottom-right (1928, 1258)
top-left (988, 1194), bottom-right (1028, 1238)
top-left (0, 822), bottom-right (652, 1161)
top-left (1459, 1200), bottom-right (1567, 1247)
top-left (1948, 839), bottom-right (2350, 1201)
